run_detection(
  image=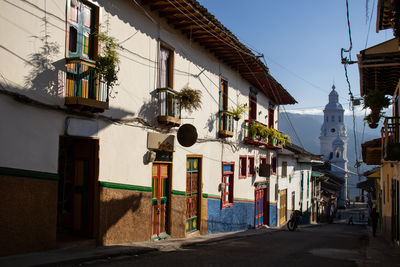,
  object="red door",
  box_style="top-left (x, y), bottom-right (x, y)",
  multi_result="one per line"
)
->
top-left (255, 188), bottom-right (264, 228)
top-left (151, 164), bottom-right (169, 239)
top-left (255, 185), bottom-right (269, 228)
